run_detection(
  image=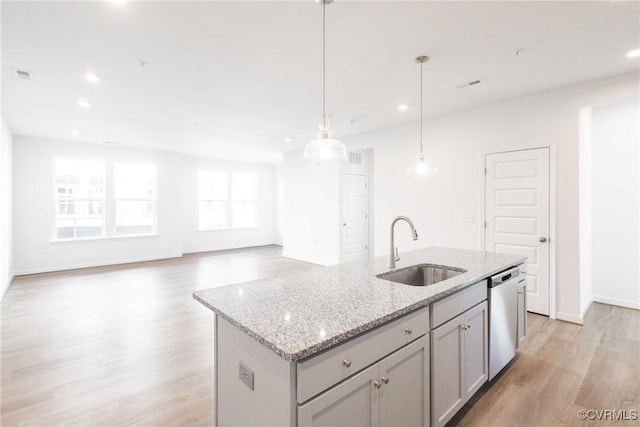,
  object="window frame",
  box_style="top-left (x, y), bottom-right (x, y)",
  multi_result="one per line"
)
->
top-left (51, 158), bottom-right (159, 242)
top-left (53, 158), bottom-right (106, 241)
top-left (113, 163), bottom-right (158, 237)
top-left (197, 170), bottom-right (229, 231)
top-left (197, 170), bottom-right (259, 231)
top-left (230, 172), bottom-right (259, 229)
